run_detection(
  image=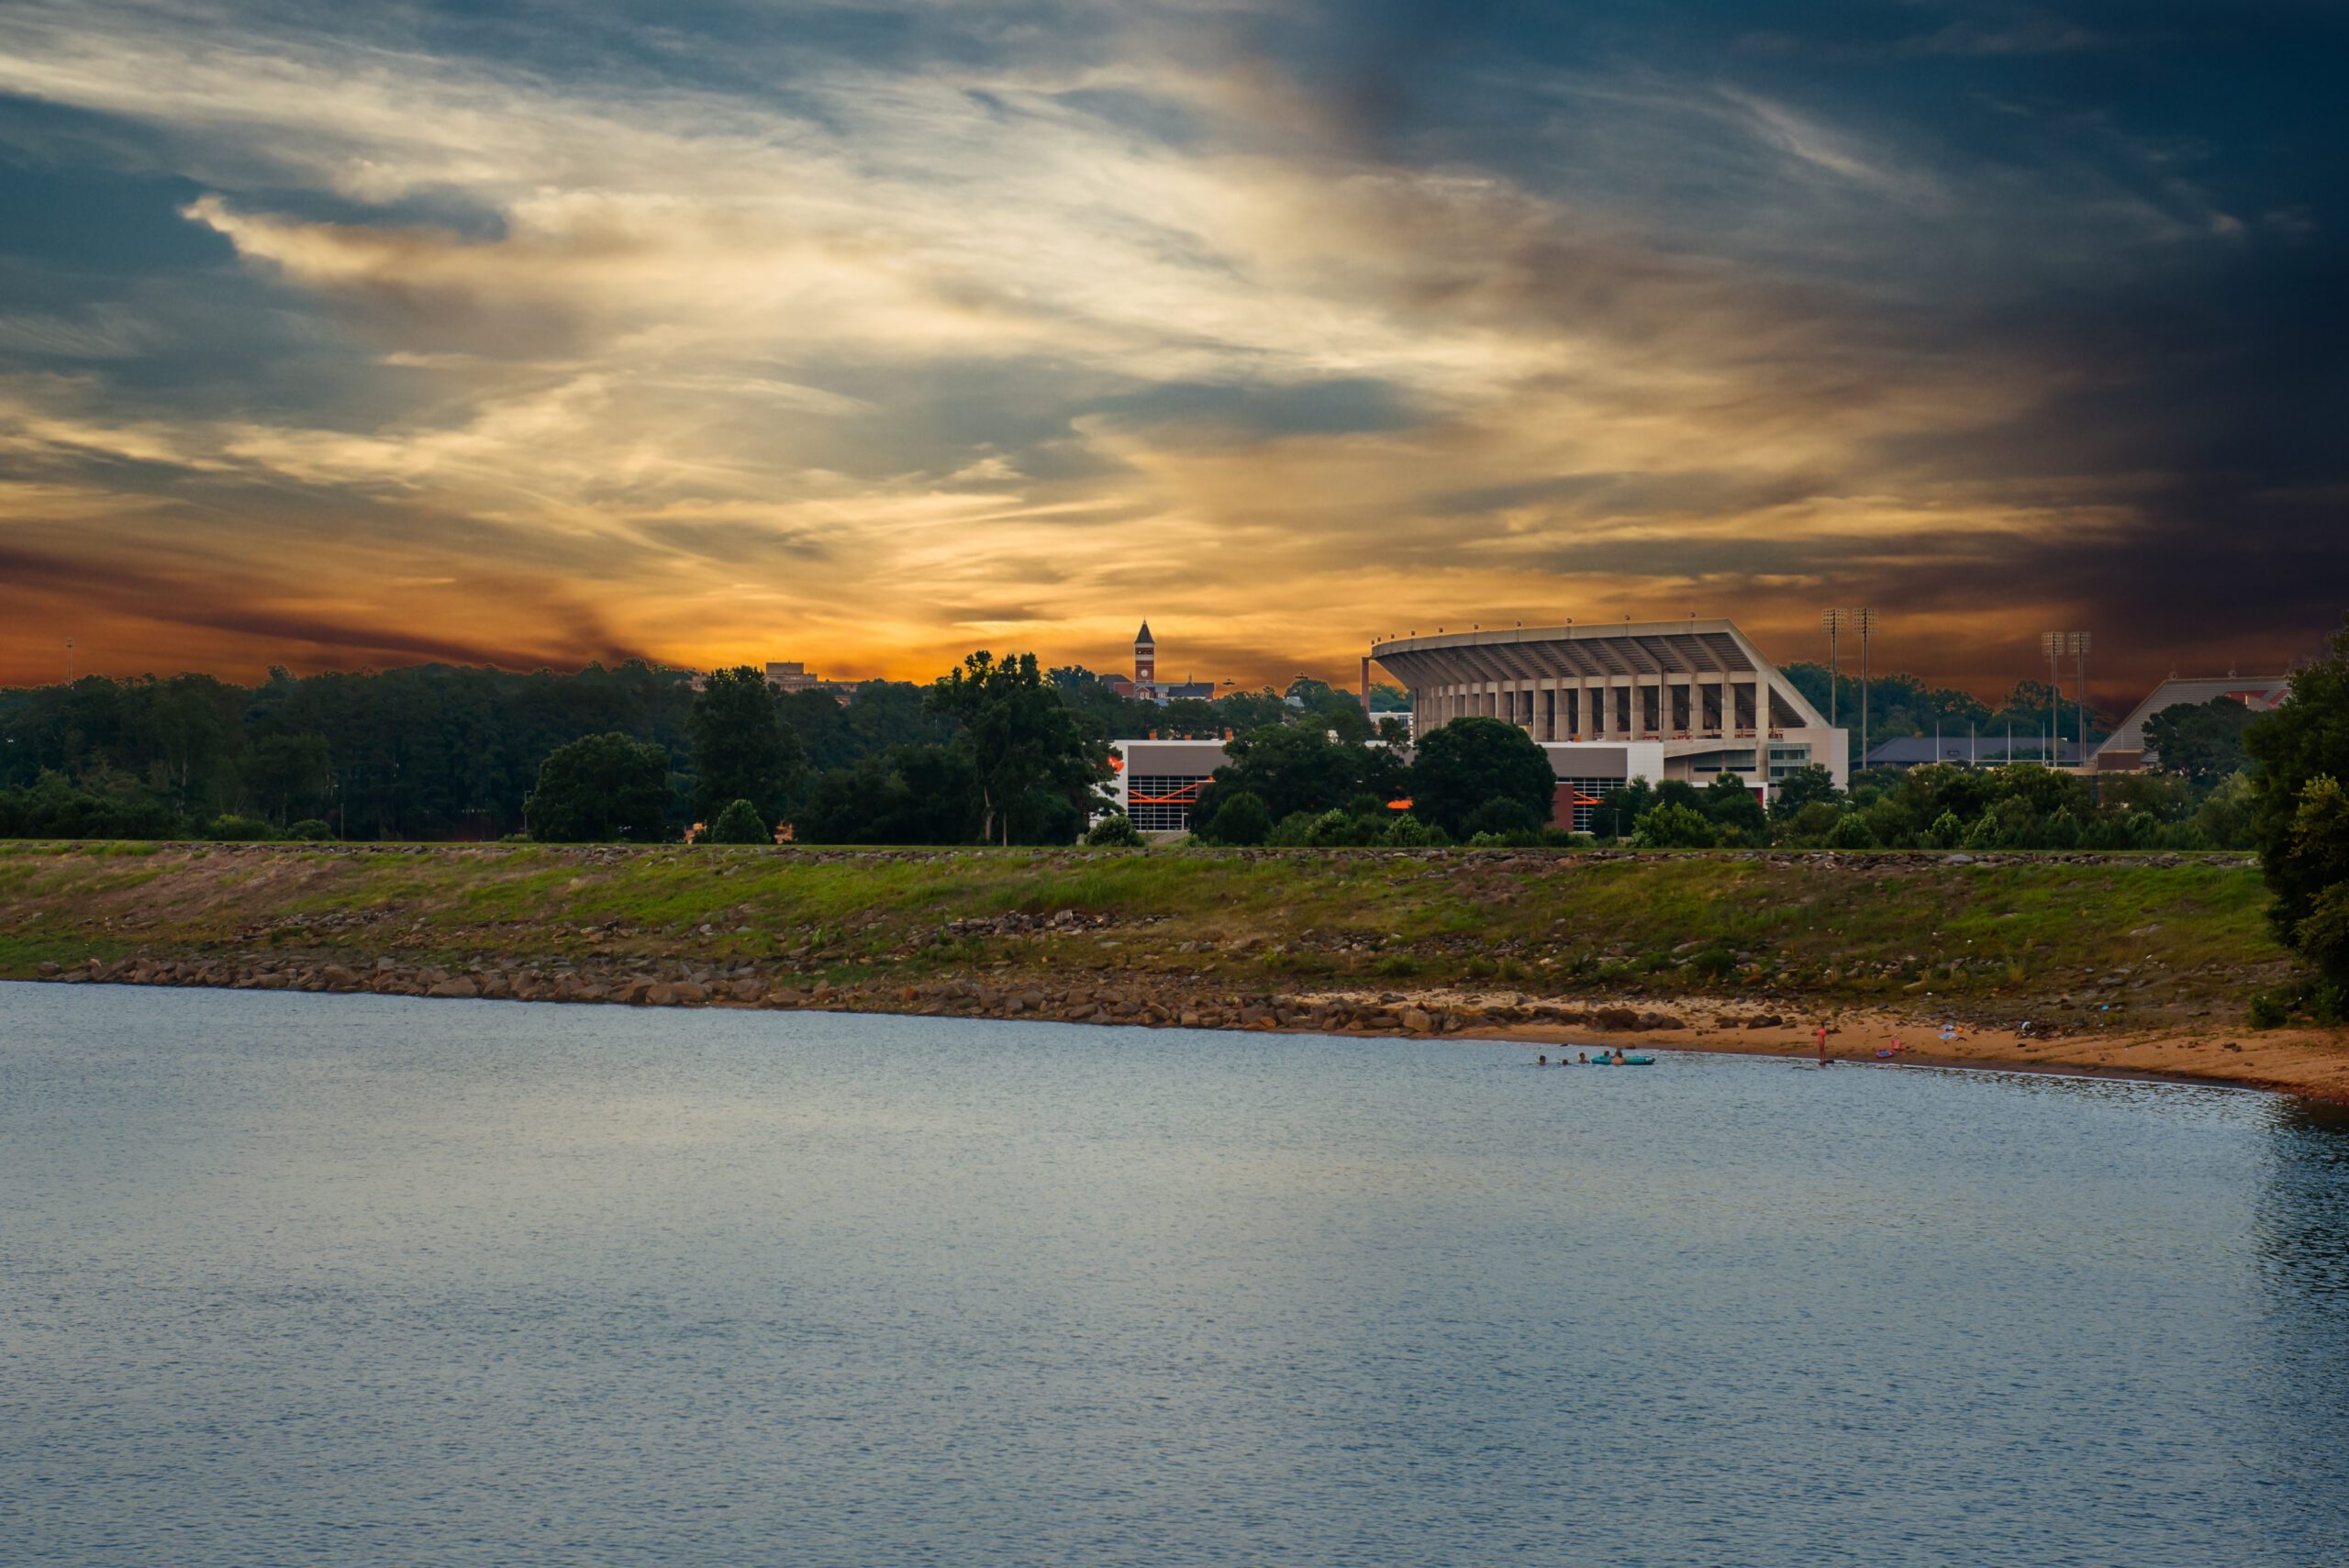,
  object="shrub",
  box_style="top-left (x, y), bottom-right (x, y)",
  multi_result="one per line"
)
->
top-left (707, 797), bottom-right (773, 844)
top-left (1779, 799), bottom-right (1843, 846)
top-left (2248, 994), bottom-right (2288, 1029)
top-left (1631, 801), bottom-right (1716, 849)
top-left (1463, 796), bottom-right (1545, 844)
top-left (204, 814), bottom-right (271, 840)
top-left (1265, 810), bottom-right (1319, 847)
top-left (1824, 813), bottom-right (1876, 850)
top-left (1385, 811), bottom-right (1439, 847)
top-left (1085, 812), bottom-right (1145, 847)
top-left (1926, 810), bottom-right (1965, 850)
top-left (1200, 790), bottom-right (1272, 846)
top-left (284, 817), bottom-right (335, 841)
